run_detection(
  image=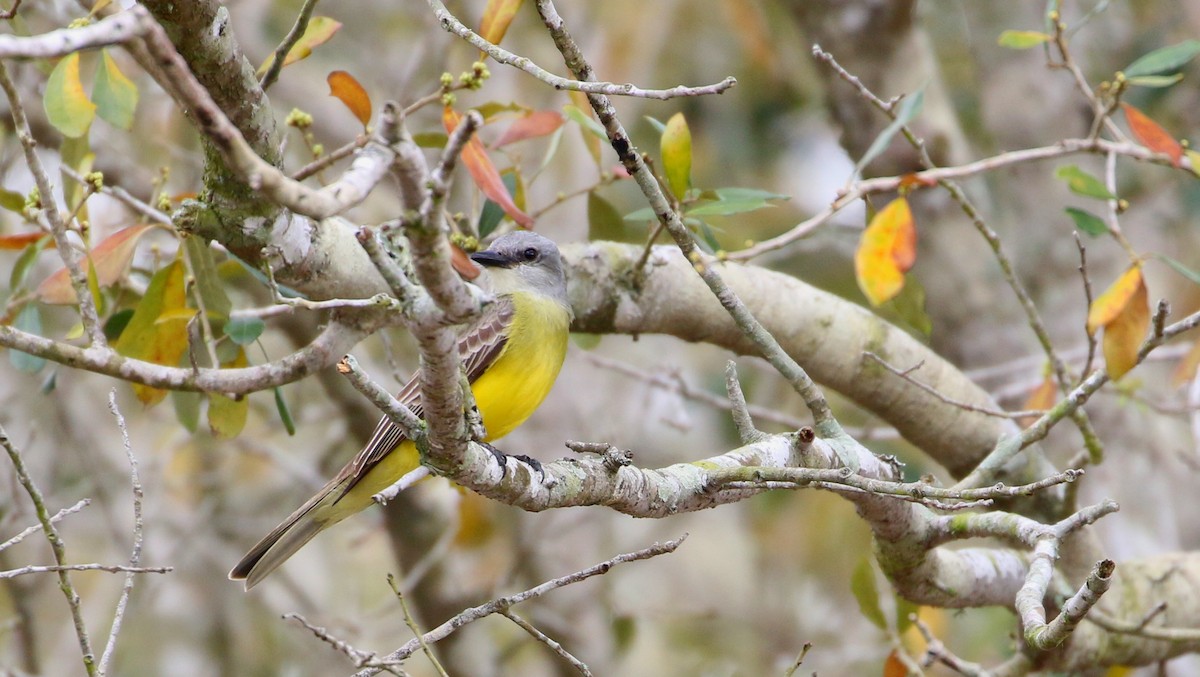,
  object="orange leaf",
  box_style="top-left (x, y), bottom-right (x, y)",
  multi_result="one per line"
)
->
top-left (37, 224), bottom-right (154, 304)
top-left (1122, 103), bottom-right (1182, 166)
top-left (1171, 337), bottom-right (1200, 387)
top-left (1101, 275), bottom-right (1149, 380)
top-left (493, 110), bottom-right (564, 147)
top-left (1020, 375), bottom-right (1056, 427)
top-left (443, 107), bottom-right (533, 228)
top-left (327, 70), bottom-right (372, 127)
top-left (451, 244), bottom-right (481, 280)
top-left (898, 172), bottom-right (936, 189)
top-left (855, 197), bottom-right (917, 306)
top-left (478, 0), bottom-right (524, 46)
top-left (0, 232), bottom-right (55, 250)
top-left (1086, 265), bottom-right (1143, 334)
top-left (257, 16), bottom-right (342, 75)
top-left (882, 650), bottom-right (907, 677)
